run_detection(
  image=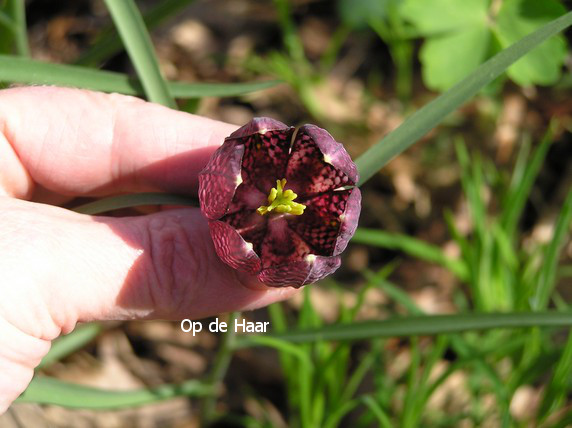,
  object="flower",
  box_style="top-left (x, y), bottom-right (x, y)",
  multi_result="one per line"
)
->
top-left (198, 117), bottom-right (361, 287)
